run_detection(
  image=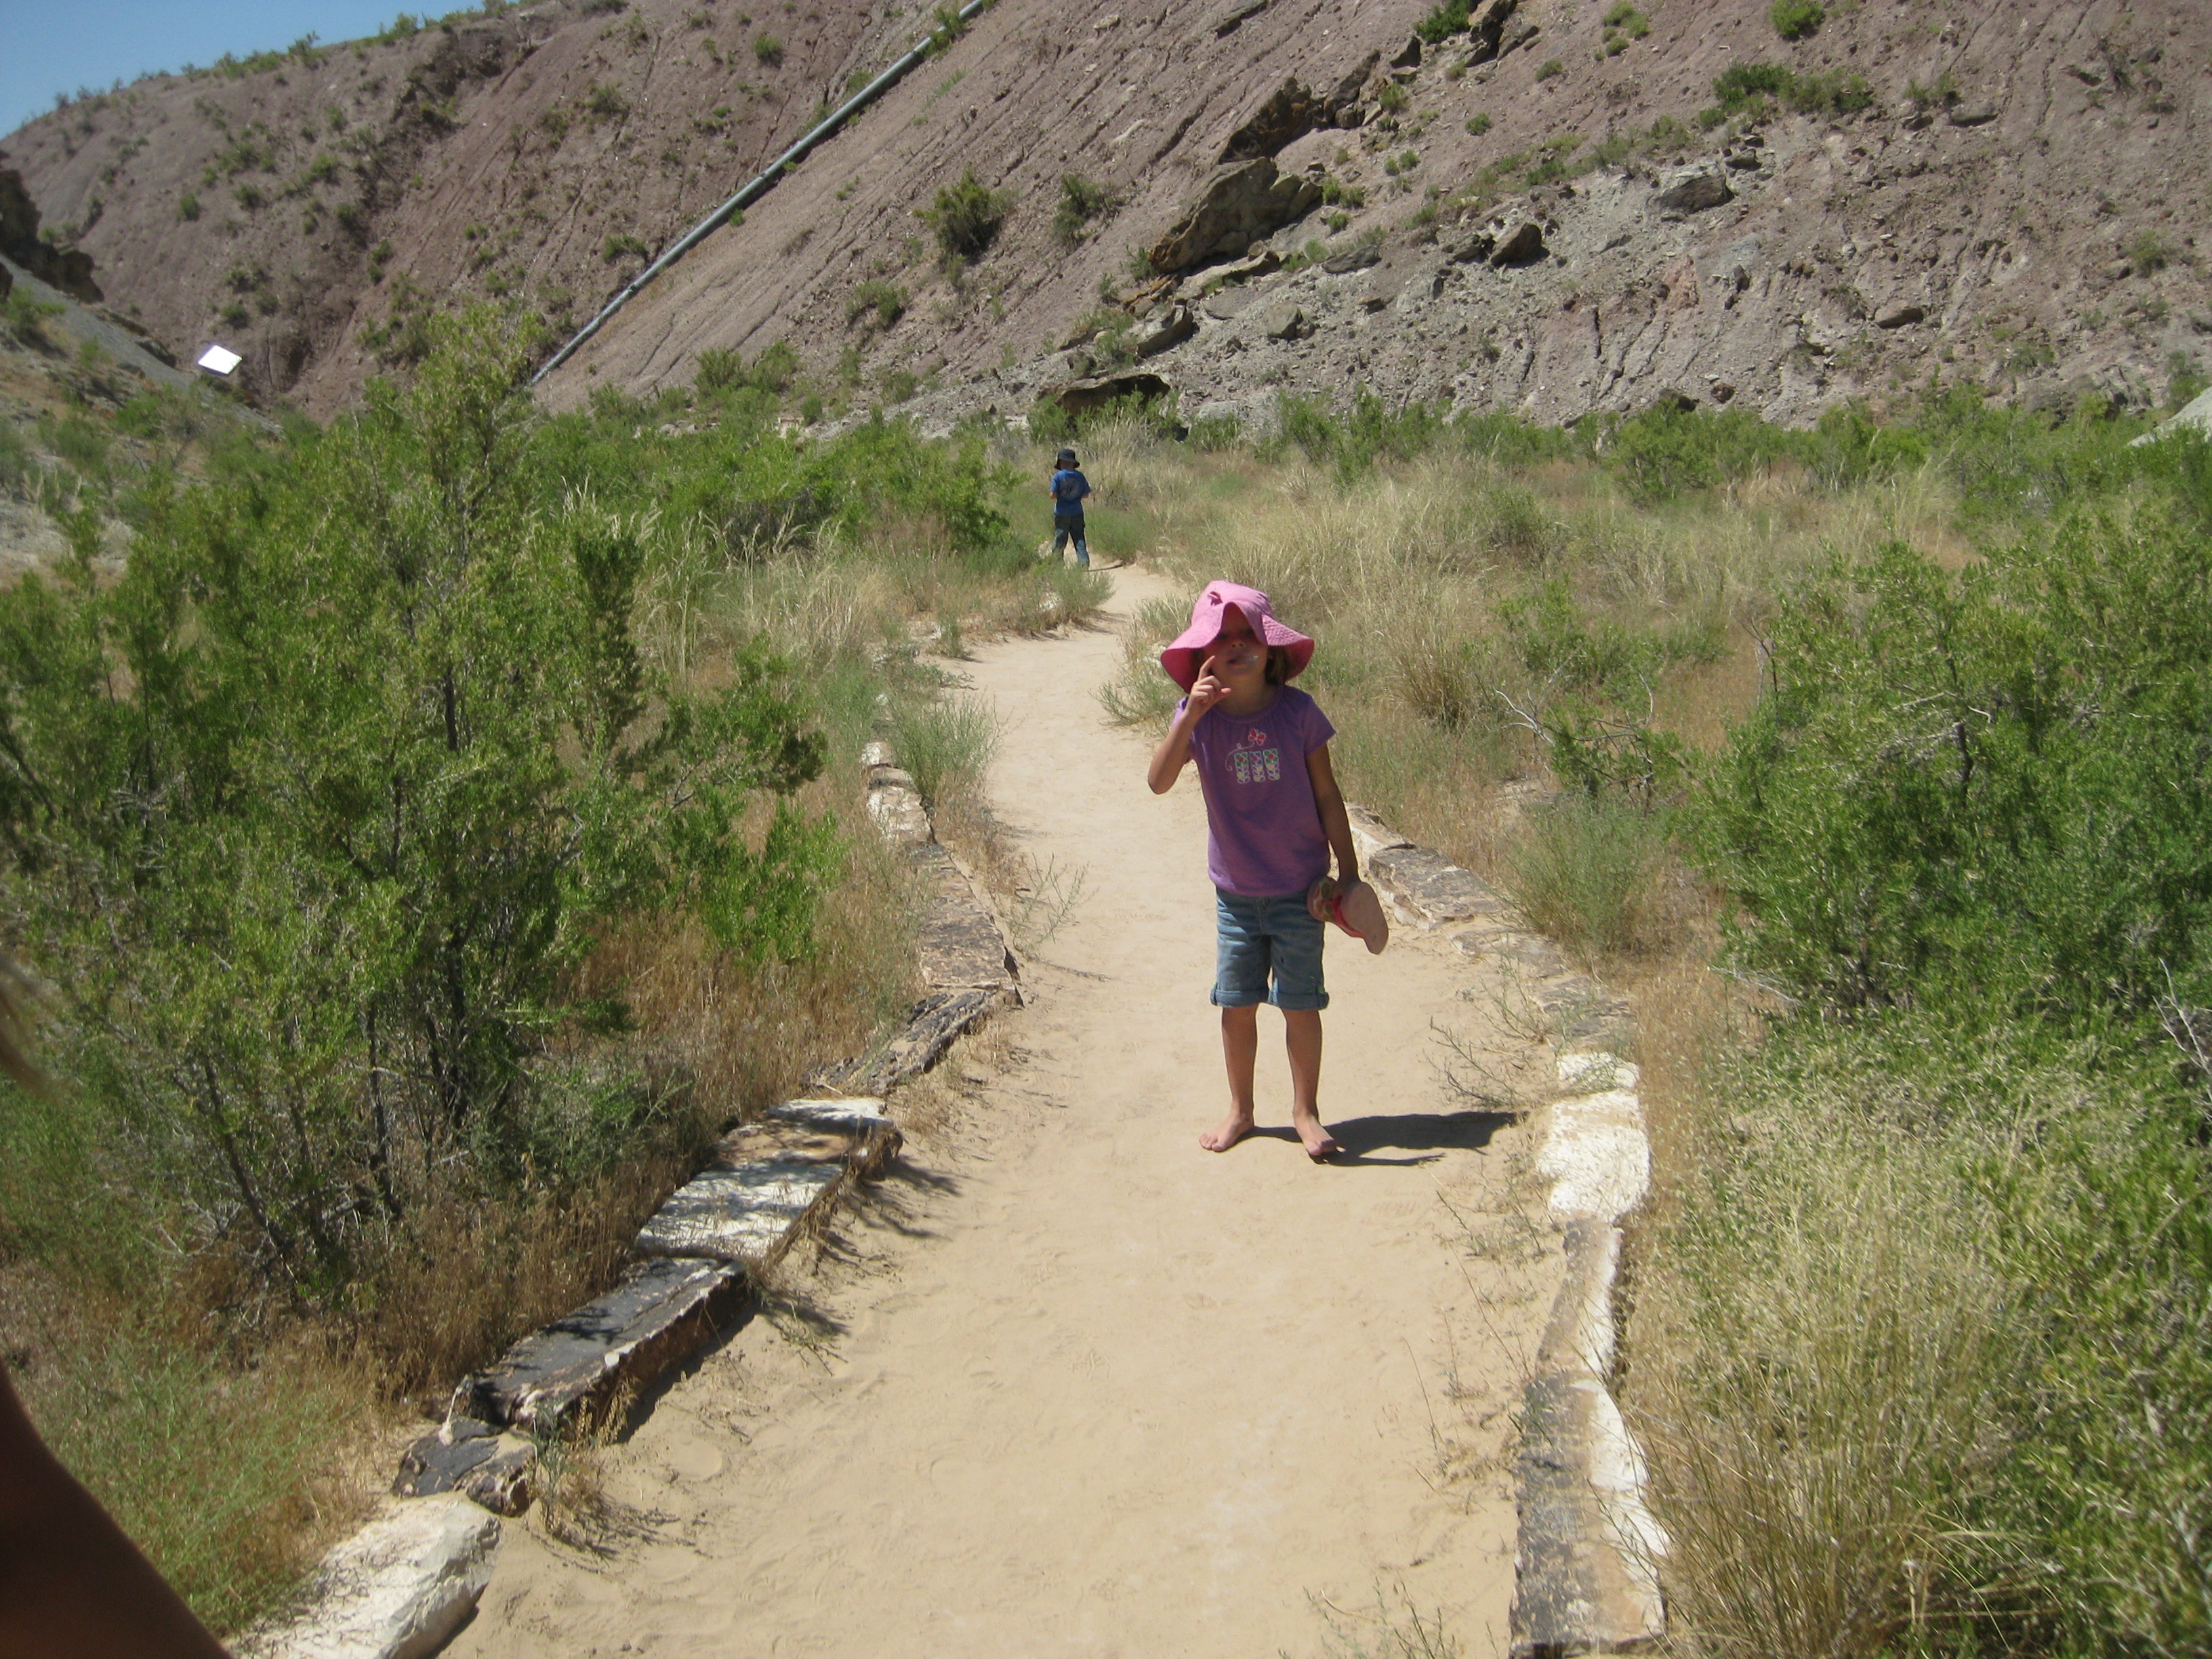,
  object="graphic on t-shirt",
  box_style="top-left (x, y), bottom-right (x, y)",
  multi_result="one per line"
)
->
top-left (1229, 726), bottom-right (1282, 785)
